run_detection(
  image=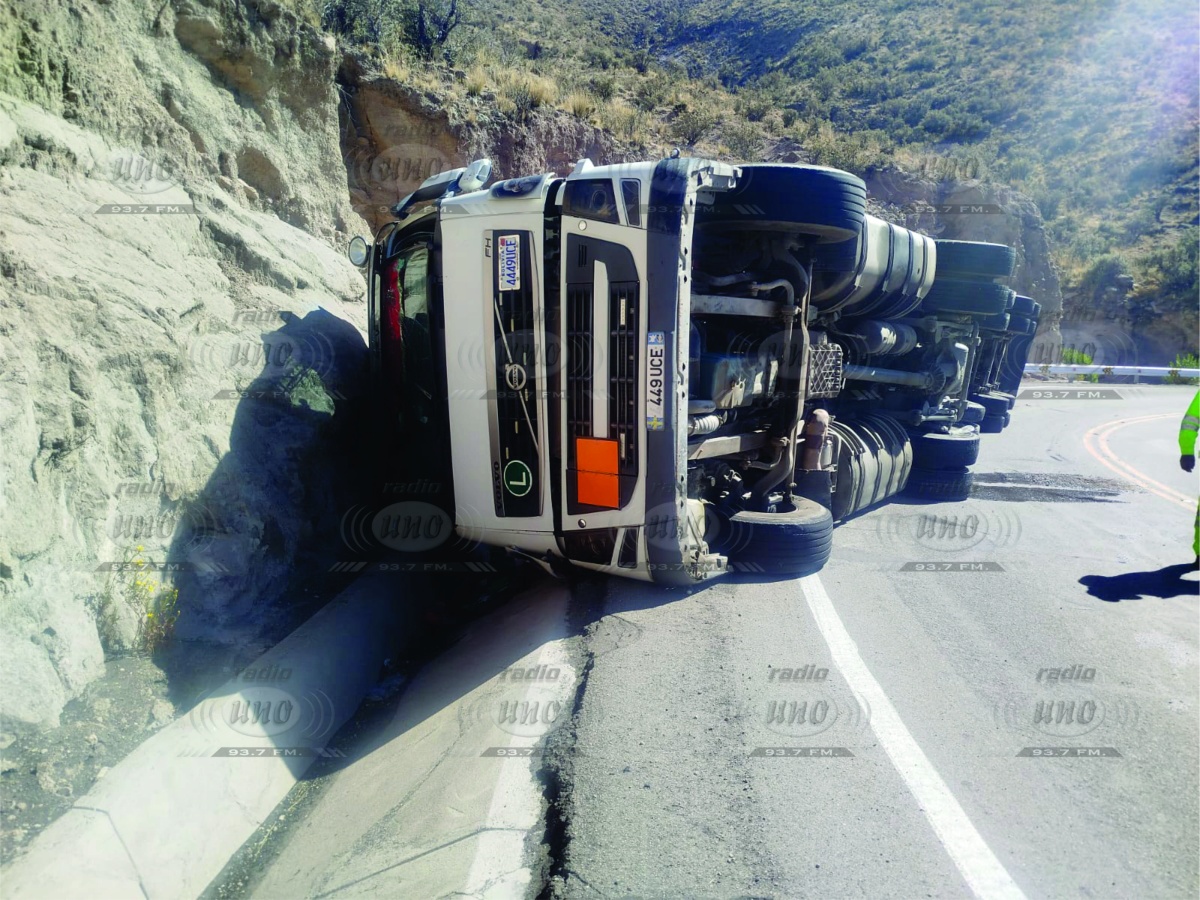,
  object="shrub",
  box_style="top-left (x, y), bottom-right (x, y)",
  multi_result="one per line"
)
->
top-left (1165, 353), bottom-right (1200, 385)
top-left (634, 77), bottom-right (669, 111)
top-left (1060, 346), bottom-right (1100, 382)
top-left (93, 545), bottom-right (182, 655)
top-left (591, 75), bottom-right (617, 101)
top-left (724, 120), bottom-right (765, 160)
top-left (673, 107), bottom-right (718, 144)
top-left (738, 91), bottom-right (774, 122)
